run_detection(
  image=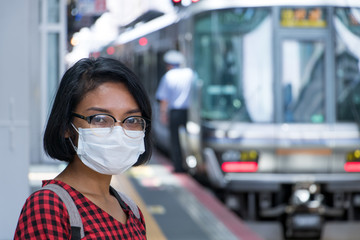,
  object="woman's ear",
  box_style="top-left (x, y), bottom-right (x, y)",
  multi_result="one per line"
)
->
top-left (65, 129), bottom-right (71, 138)
top-left (64, 124), bottom-right (75, 138)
